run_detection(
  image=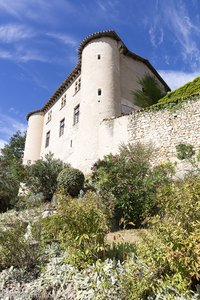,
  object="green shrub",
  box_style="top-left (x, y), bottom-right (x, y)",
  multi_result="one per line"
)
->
top-left (57, 167), bottom-right (84, 197)
top-left (122, 175), bottom-right (200, 298)
top-left (0, 221), bottom-right (41, 270)
top-left (176, 143), bottom-right (195, 160)
top-left (34, 192), bottom-right (109, 268)
top-left (25, 153), bottom-right (67, 201)
top-left (92, 143), bottom-right (174, 227)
